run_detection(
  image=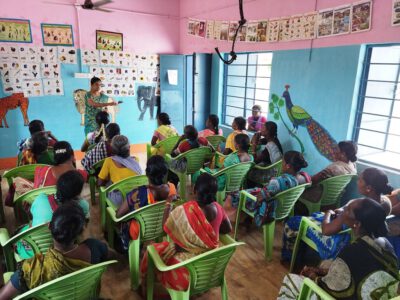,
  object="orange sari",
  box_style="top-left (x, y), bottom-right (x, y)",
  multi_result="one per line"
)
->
top-left (141, 201), bottom-right (218, 291)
